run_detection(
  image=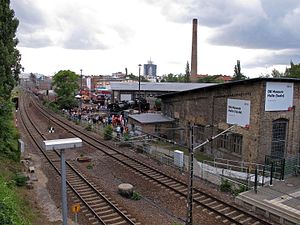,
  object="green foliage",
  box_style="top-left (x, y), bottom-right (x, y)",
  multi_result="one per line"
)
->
top-left (0, 1), bottom-right (22, 100)
top-left (220, 178), bottom-right (232, 192)
top-left (86, 163), bottom-right (93, 170)
top-left (85, 124), bottom-right (92, 131)
top-left (103, 125), bottom-right (113, 140)
top-left (284, 61), bottom-right (300, 78)
top-left (232, 60), bottom-right (247, 81)
top-left (185, 61), bottom-right (190, 83)
top-left (0, 176), bottom-right (31, 225)
top-left (161, 73), bottom-right (186, 82)
top-left (0, 0), bottom-right (22, 160)
top-left (232, 184), bottom-right (249, 196)
top-left (197, 75), bottom-right (224, 83)
top-left (271, 68), bottom-right (283, 78)
top-left (14, 173), bottom-right (28, 187)
top-left (52, 70), bottom-right (79, 110)
top-left (123, 132), bottom-right (130, 141)
top-left (131, 191), bottom-right (142, 200)
top-left (0, 100), bottom-right (20, 160)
